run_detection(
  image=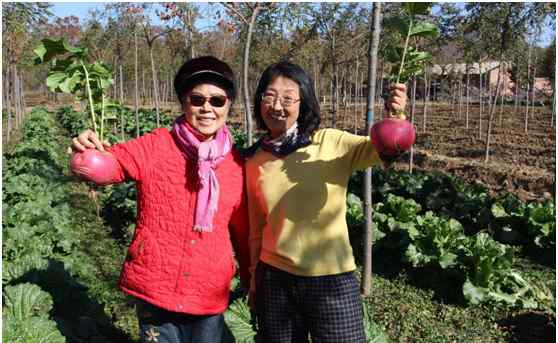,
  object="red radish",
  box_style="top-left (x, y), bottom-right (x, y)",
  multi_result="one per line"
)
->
top-left (70, 149), bottom-right (119, 185)
top-left (370, 117), bottom-right (416, 156)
